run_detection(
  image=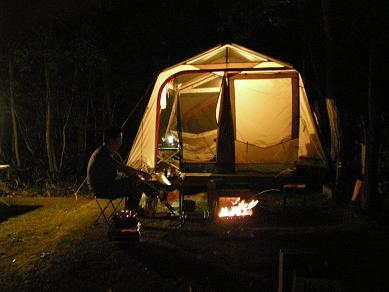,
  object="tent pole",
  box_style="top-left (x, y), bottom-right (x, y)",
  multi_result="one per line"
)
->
top-left (176, 94), bottom-right (184, 170)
